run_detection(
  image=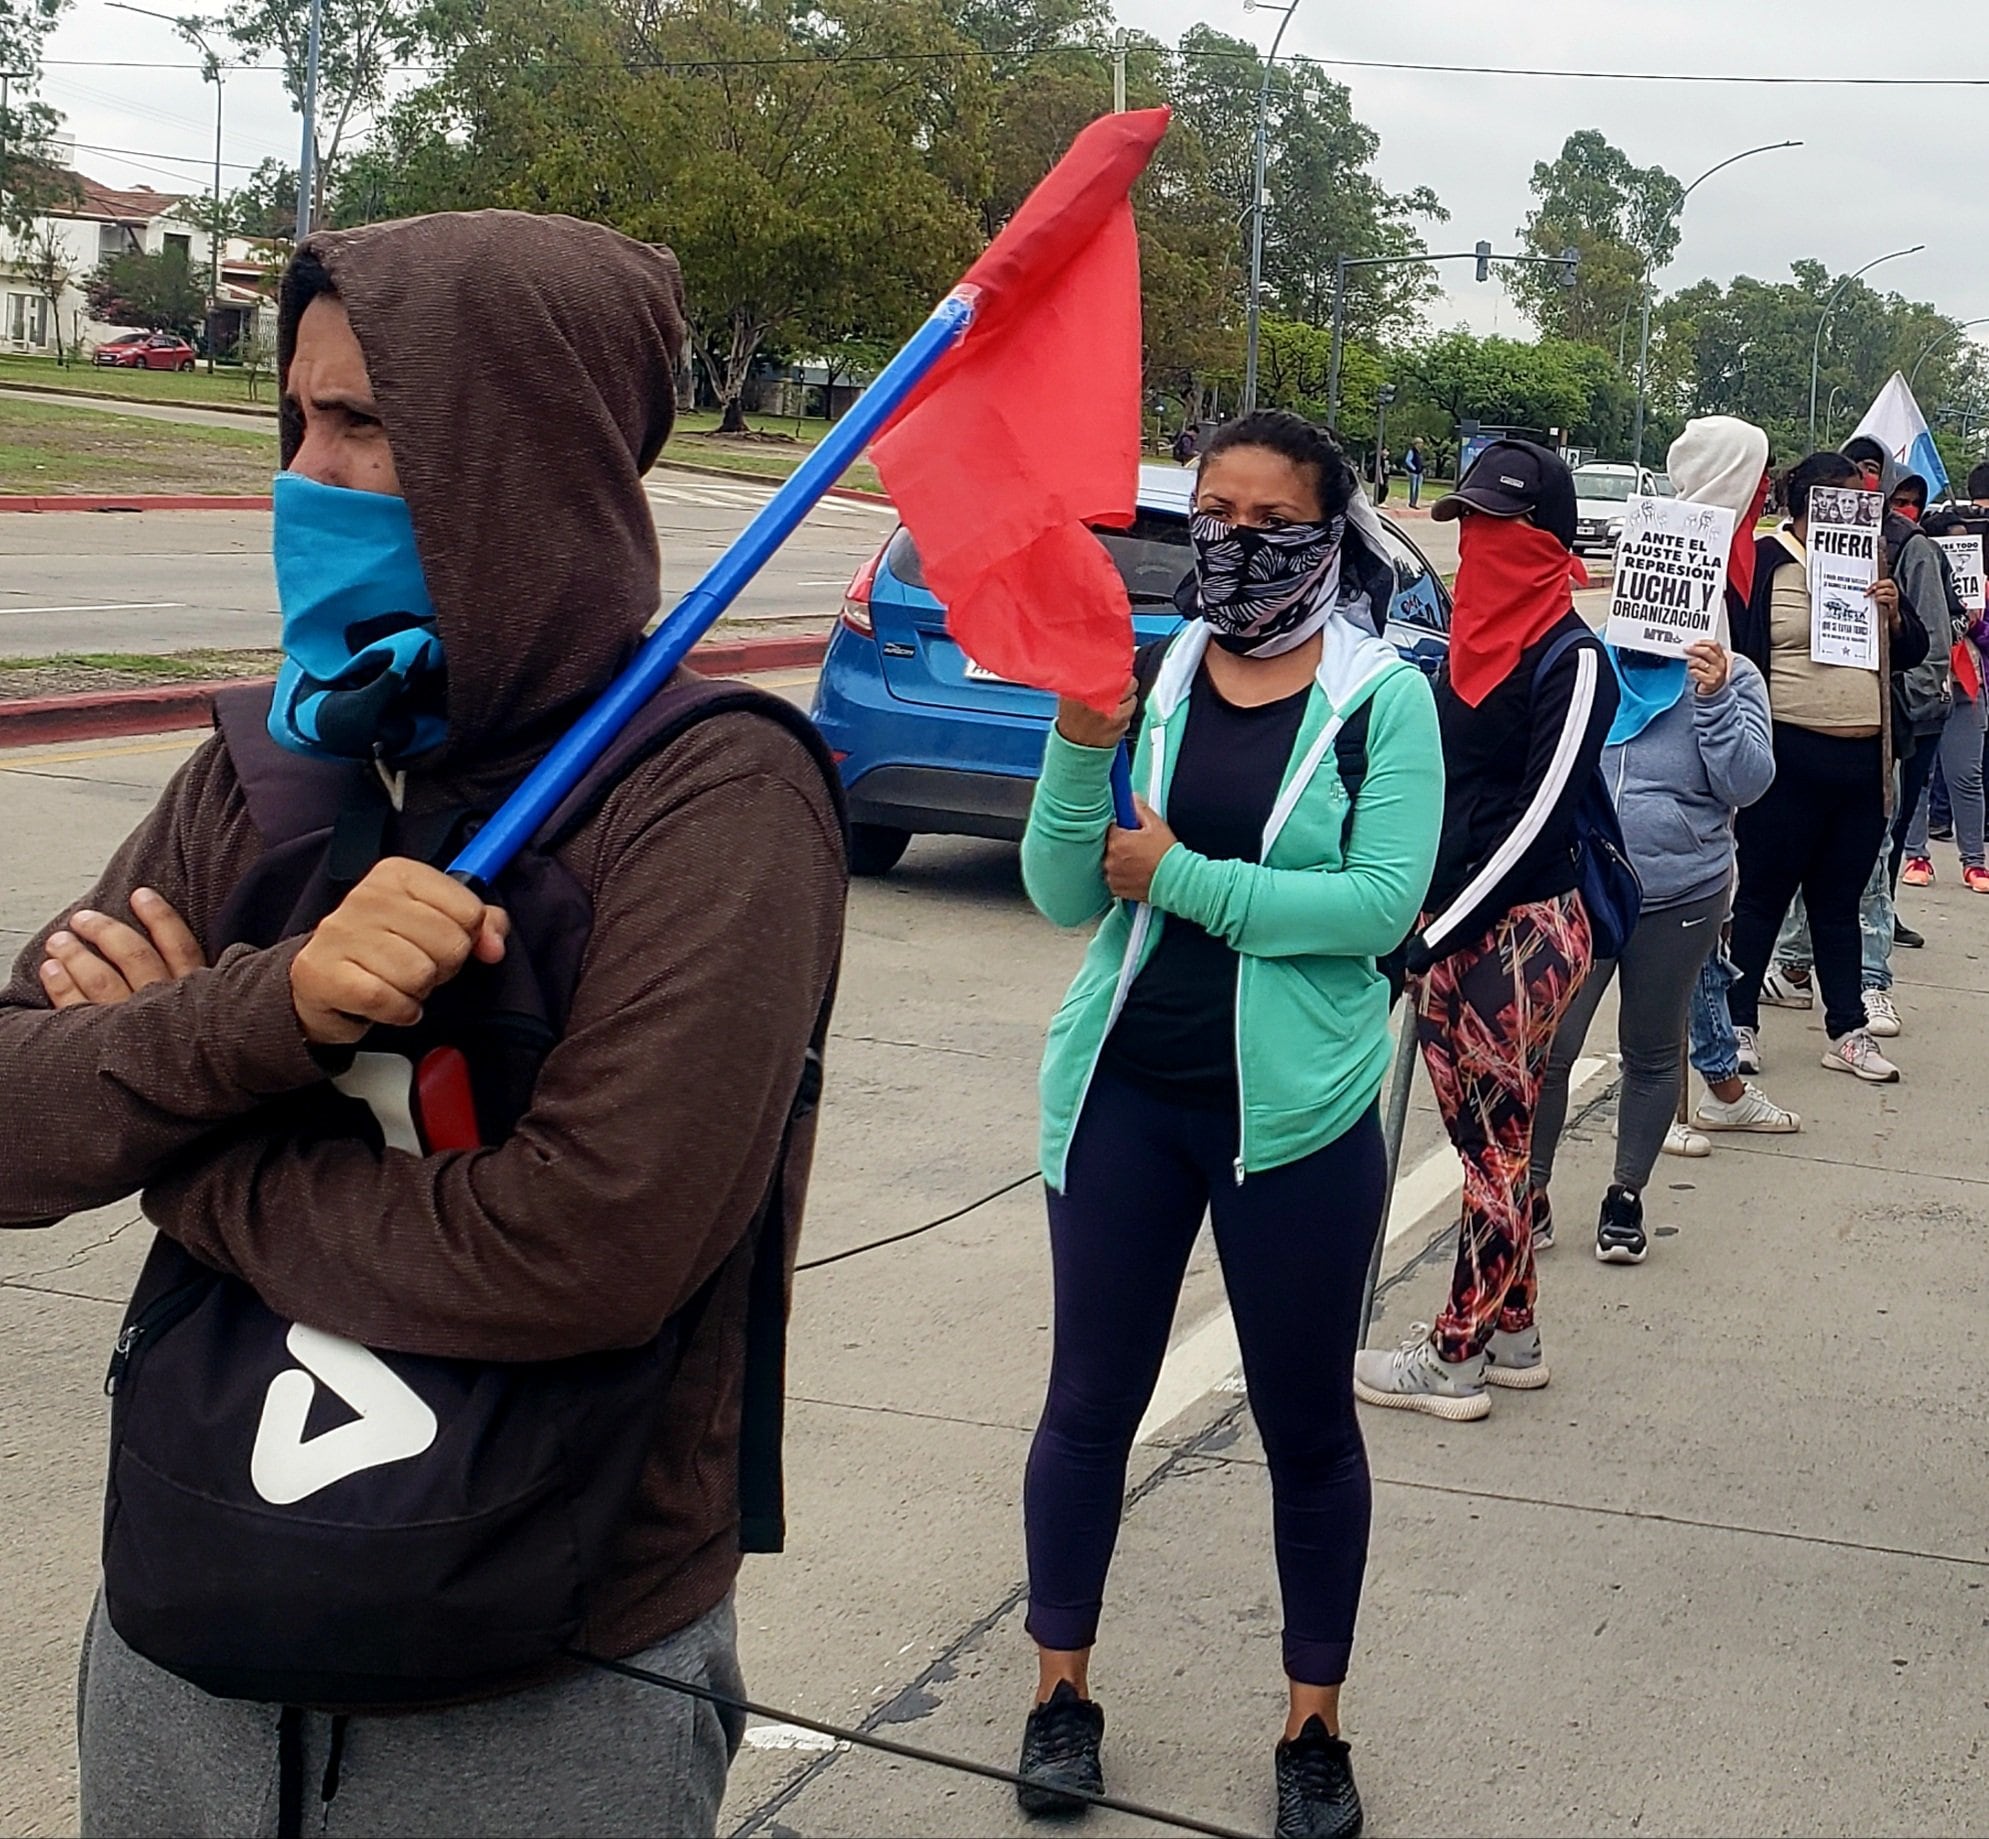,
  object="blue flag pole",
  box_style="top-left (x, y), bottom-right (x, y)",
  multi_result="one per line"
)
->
top-left (1110, 747), bottom-right (1137, 829)
top-left (449, 290), bottom-right (978, 889)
